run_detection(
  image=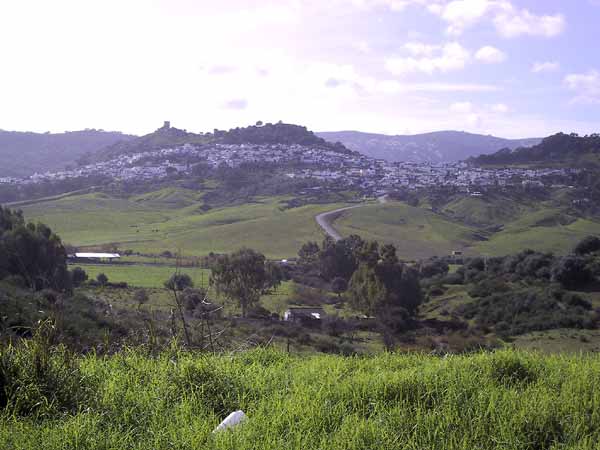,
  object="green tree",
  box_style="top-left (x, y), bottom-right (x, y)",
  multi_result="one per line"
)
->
top-left (298, 241), bottom-right (320, 266)
top-left (348, 264), bottom-right (386, 316)
top-left (574, 235), bottom-right (600, 256)
top-left (96, 273), bottom-right (108, 286)
top-left (210, 248), bottom-right (271, 317)
top-left (71, 267), bottom-right (88, 287)
top-left (164, 273), bottom-right (194, 291)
